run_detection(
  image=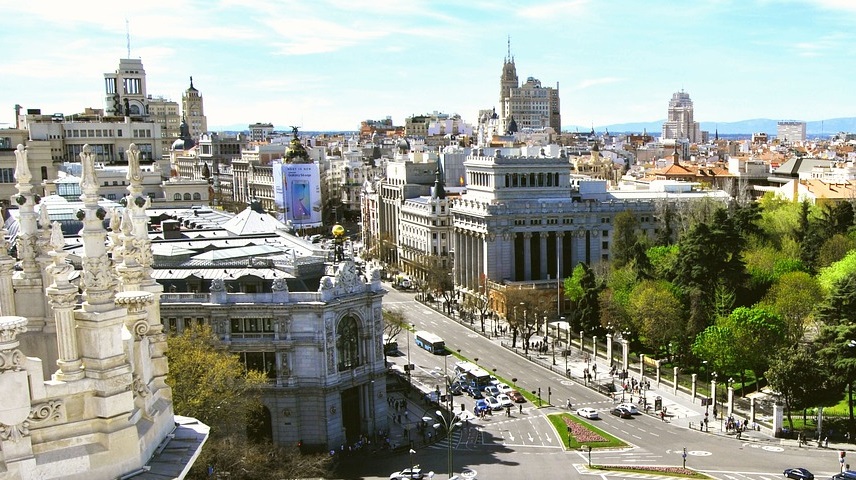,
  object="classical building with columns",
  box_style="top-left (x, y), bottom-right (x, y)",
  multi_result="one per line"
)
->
top-left (451, 147), bottom-right (730, 316)
top-left (0, 144), bottom-right (206, 479)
